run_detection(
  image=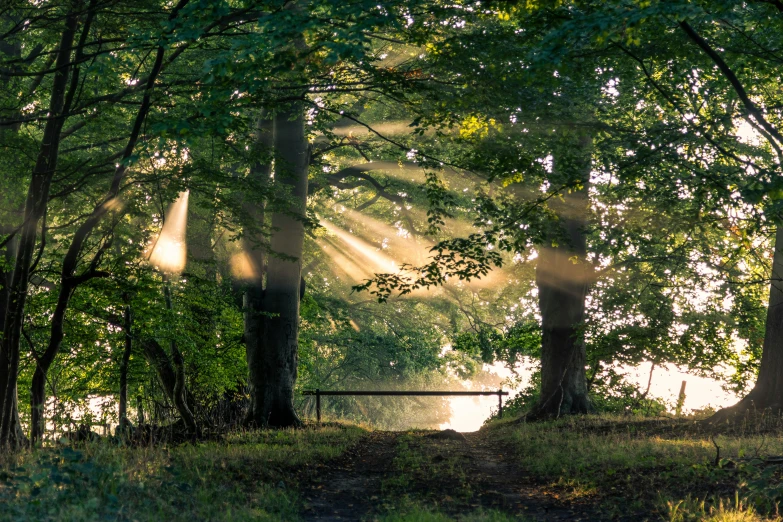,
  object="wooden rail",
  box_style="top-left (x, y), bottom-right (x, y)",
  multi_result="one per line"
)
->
top-left (302, 389), bottom-right (510, 423)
